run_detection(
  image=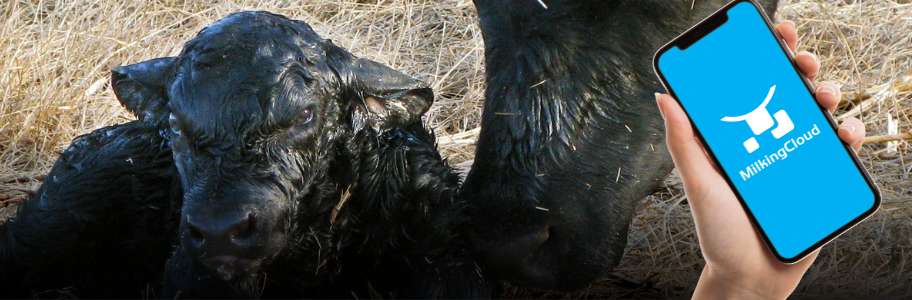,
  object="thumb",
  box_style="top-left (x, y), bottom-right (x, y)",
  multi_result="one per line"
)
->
top-left (655, 93), bottom-right (718, 183)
